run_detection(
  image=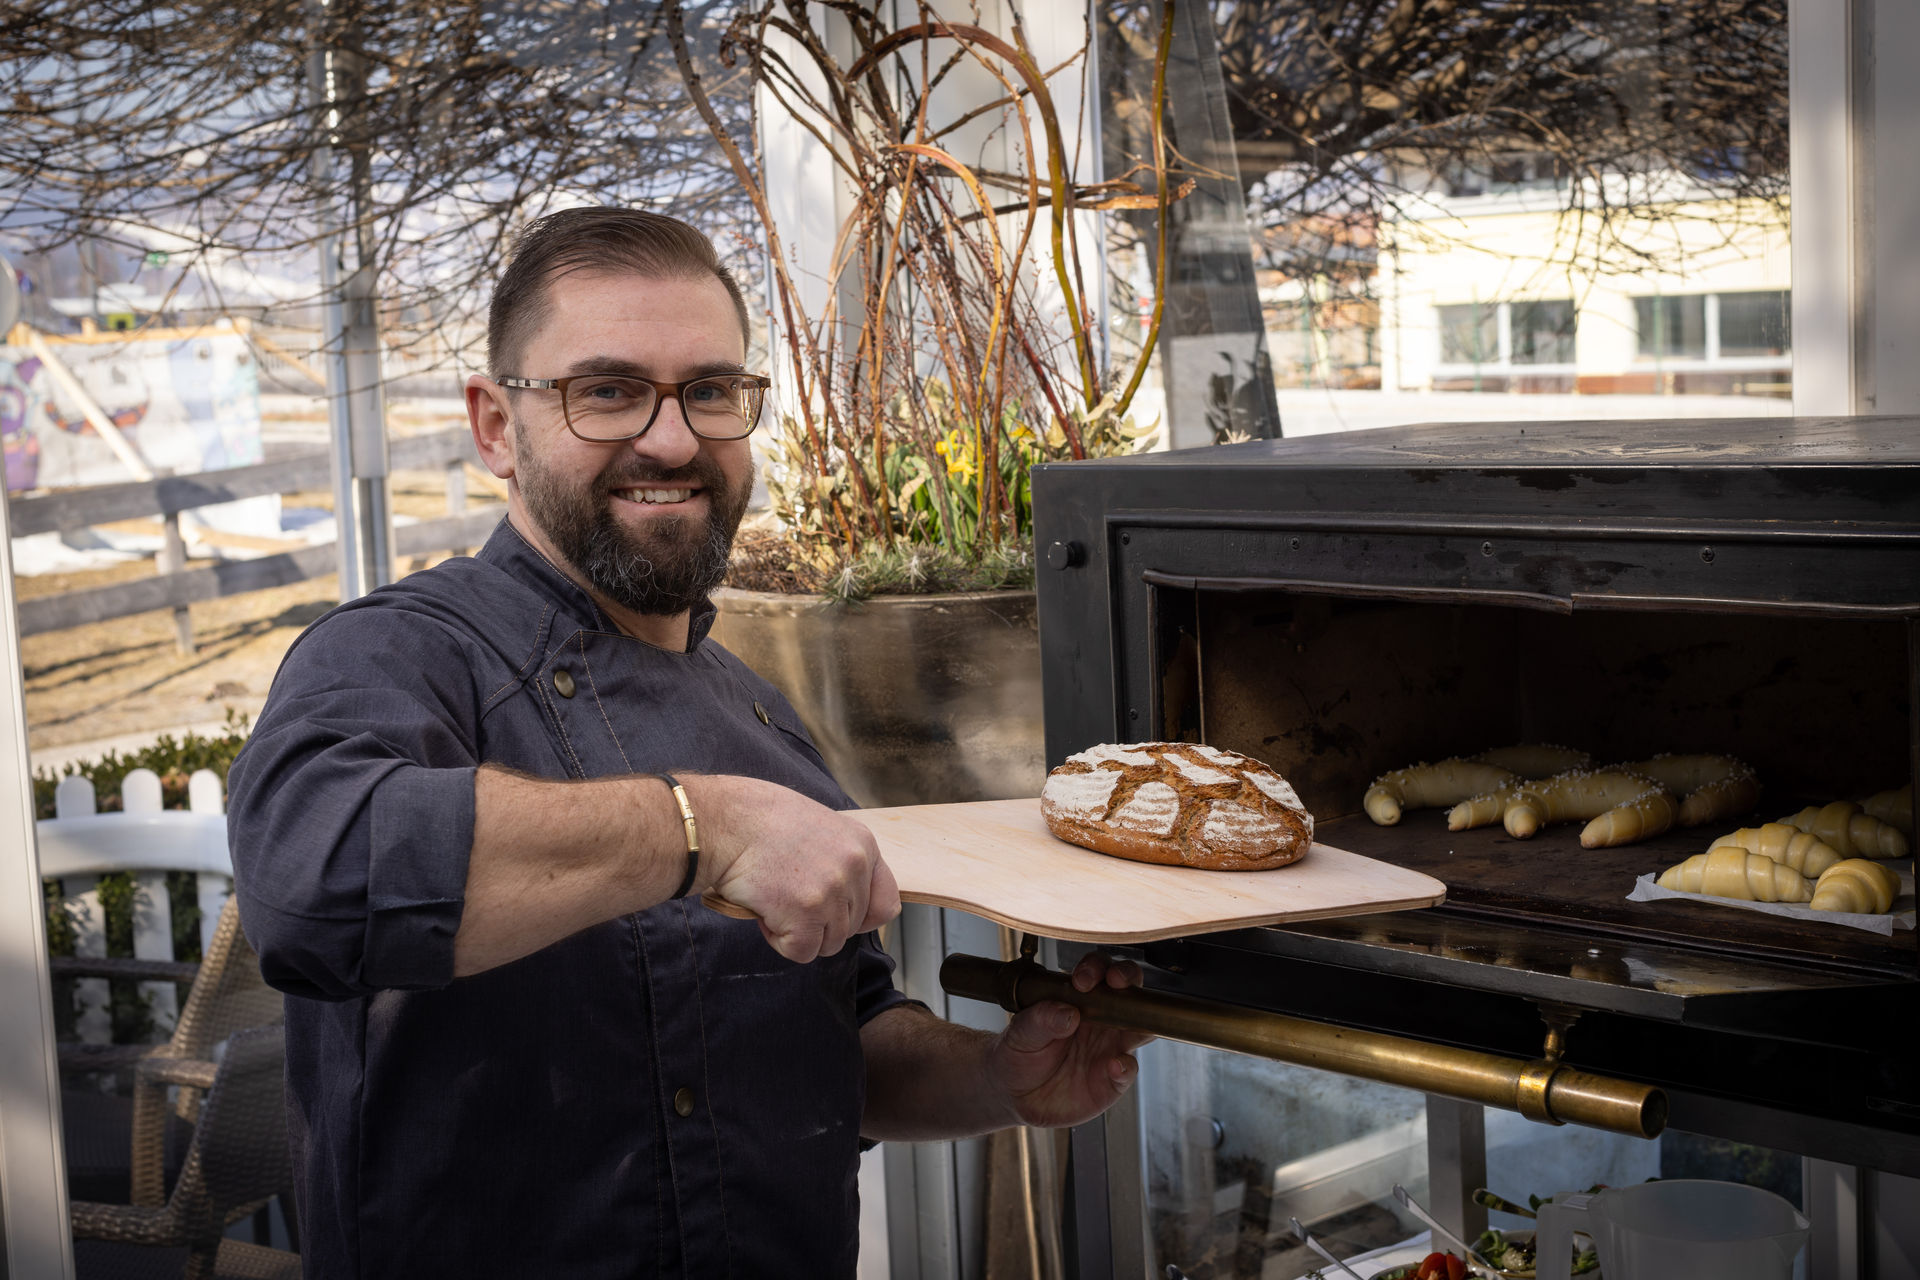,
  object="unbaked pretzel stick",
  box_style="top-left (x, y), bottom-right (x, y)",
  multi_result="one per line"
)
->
top-left (1363, 760), bottom-right (1518, 826)
top-left (1619, 754), bottom-right (1761, 828)
top-left (1367, 744), bottom-right (1590, 827)
top-left (1498, 768), bottom-right (1678, 846)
